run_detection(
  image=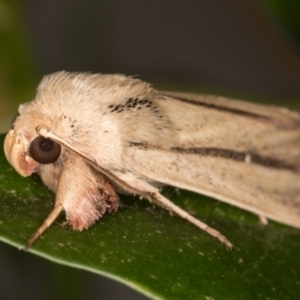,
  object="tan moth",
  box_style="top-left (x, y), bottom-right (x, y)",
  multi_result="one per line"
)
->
top-left (4, 71), bottom-right (300, 250)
